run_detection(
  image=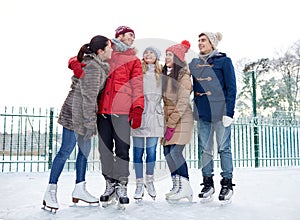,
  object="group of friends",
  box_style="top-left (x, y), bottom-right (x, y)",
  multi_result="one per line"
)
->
top-left (42, 25), bottom-right (237, 212)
